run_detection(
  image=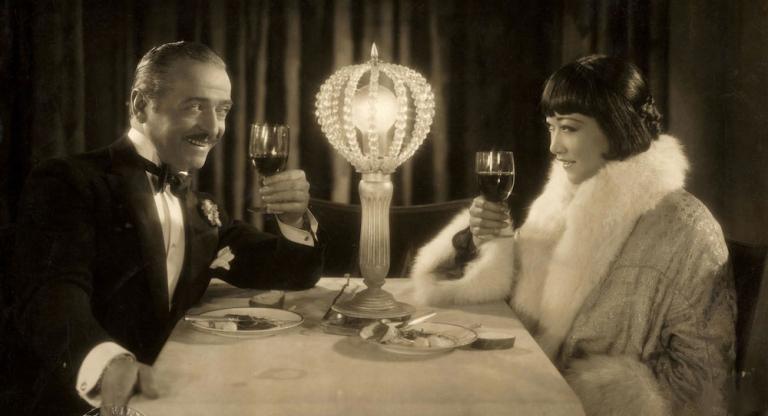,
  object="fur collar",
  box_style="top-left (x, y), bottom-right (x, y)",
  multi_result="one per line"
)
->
top-left (411, 135), bottom-right (688, 358)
